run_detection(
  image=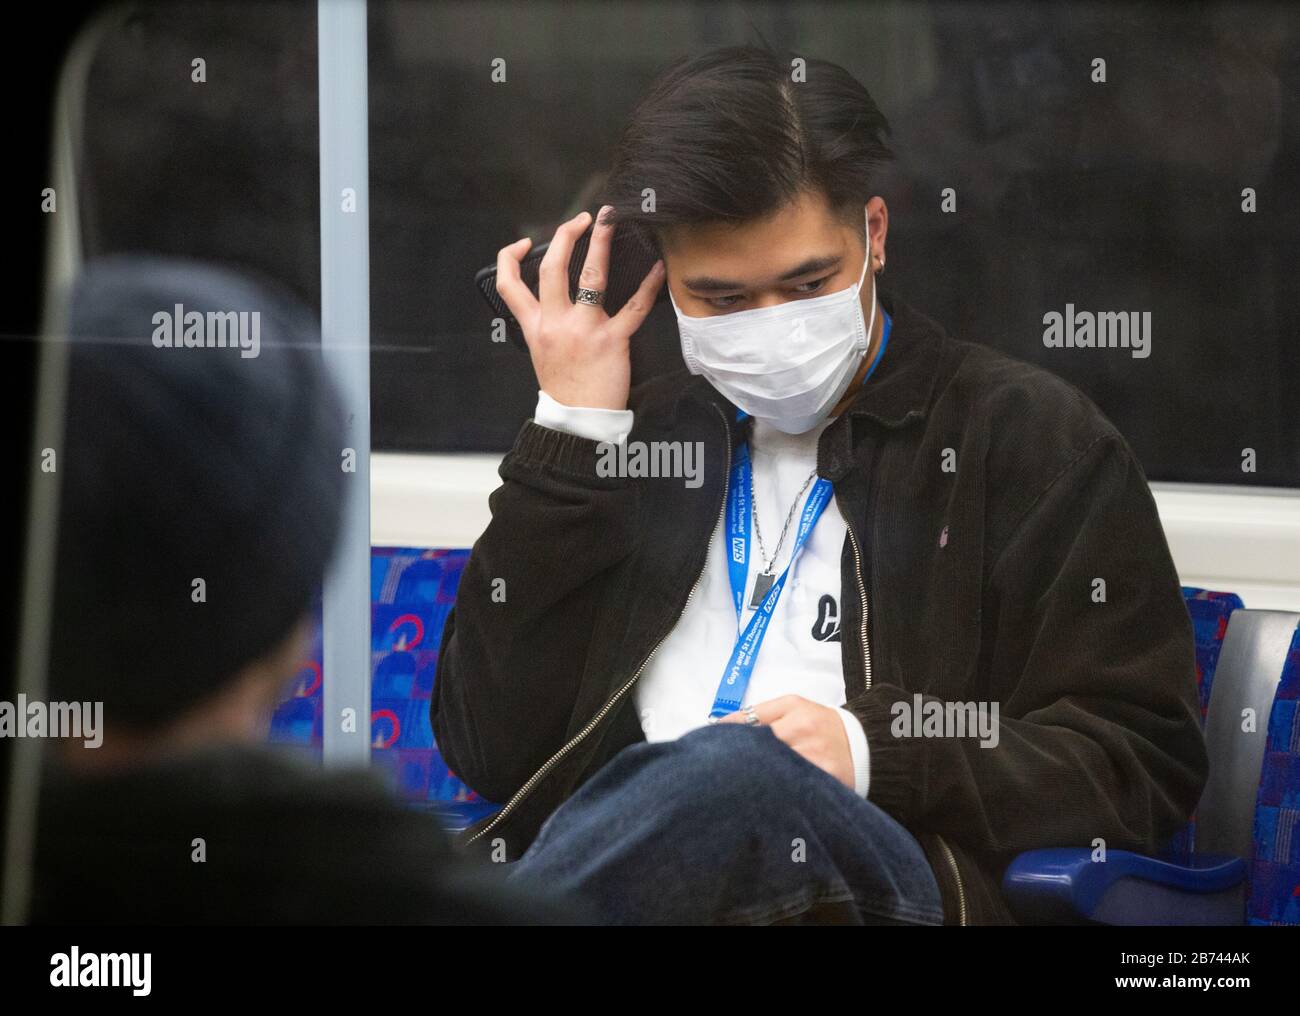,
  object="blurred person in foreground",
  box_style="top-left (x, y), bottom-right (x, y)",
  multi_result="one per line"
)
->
top-left (30, 255), bottom-right (585, 925)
